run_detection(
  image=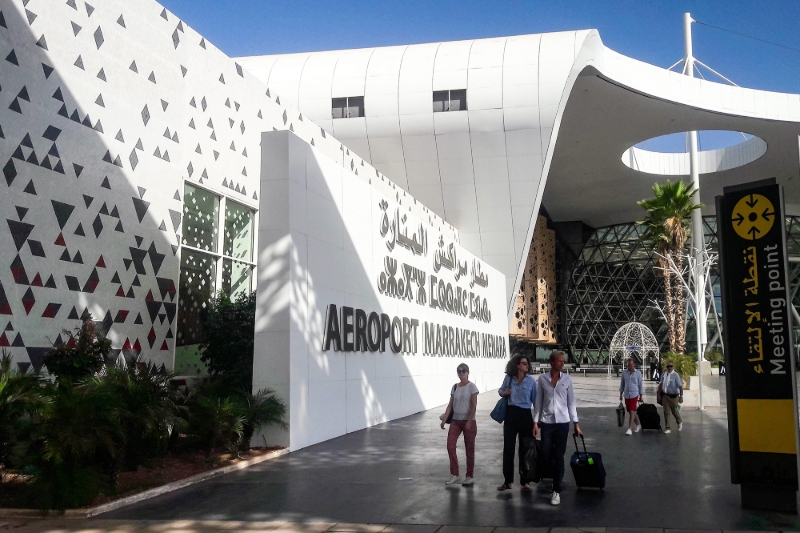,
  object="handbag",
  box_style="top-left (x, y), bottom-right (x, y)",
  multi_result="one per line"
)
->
top-left (444, 384), bottom-right (457, 424)
top-left (490, 377), bottom-right (510, 423)
top-left (616, 402), bottom-right (625, 427)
